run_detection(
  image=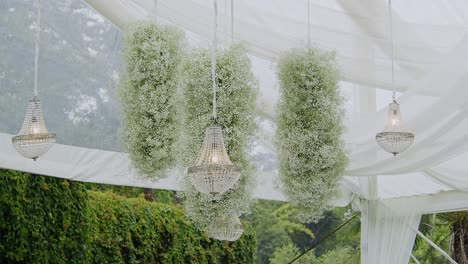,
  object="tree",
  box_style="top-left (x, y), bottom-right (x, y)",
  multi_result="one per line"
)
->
top-left (270, 244), bottom-right (317, 264)
top-left (443, 212), bottom-right (468, 263)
